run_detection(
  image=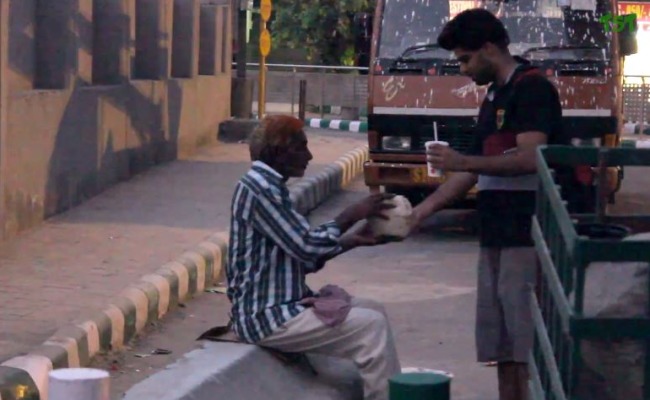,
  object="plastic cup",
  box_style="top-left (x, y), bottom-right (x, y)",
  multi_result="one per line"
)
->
top-left (425, 140), bottom-right (449, 178)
